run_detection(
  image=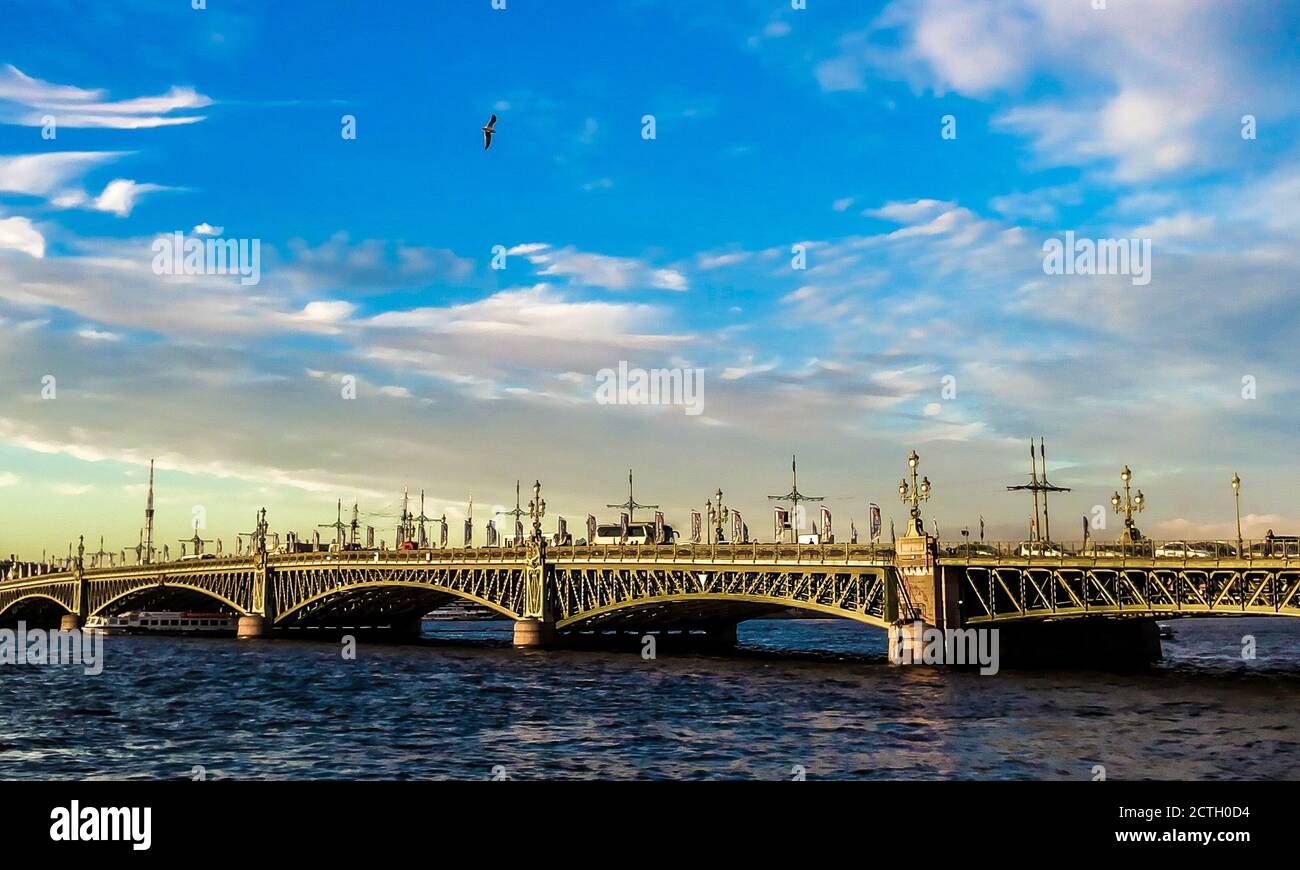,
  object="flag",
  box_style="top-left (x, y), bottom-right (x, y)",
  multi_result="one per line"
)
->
top-left (1082, 515), bottom-right (1090, 544)
top-left (463, 518), bottom-right (472, 547)
top-left (619, 512), bottom-right (630, 544)
top-left (690, 510), bottom-right (702, 544)
top-left (655, 511), bottom-right (665, 544)
top-left (731, 510), bottom-right (742, 543)
top-left (586, 514), bottom-right (597, 544)
top-left (367, 525), bottom-right (375, 548)
top-left (774, 507), bottom-right (790, 540)
top-left (820, 506), bottom-right (833, 543)
top-left (869, 503), bottom-right (882, 542)
top-left (980, 515), bottom-right (985, 542)
top-left (557, 516), bottom-right (568, 544)
top-left (851, 521), bottom-right (858, 544)
top-left (890, 518), bottom-right (896, 544)
top-left (486, 519), bottom-right (497, 547)
top-left (742, 522), bottom-right (749, 543)
top-left (515, 518), bottom-right (524, 543)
